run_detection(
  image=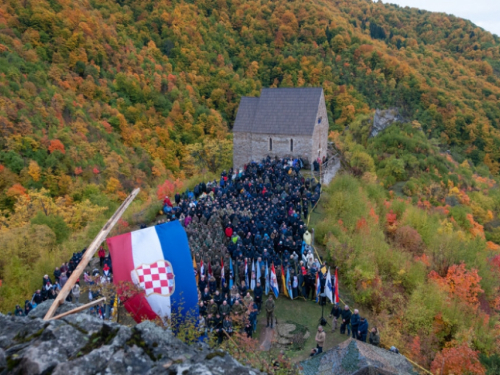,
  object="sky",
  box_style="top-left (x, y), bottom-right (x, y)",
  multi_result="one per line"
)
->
top-left (378, 0), bottom-right (500, 36)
